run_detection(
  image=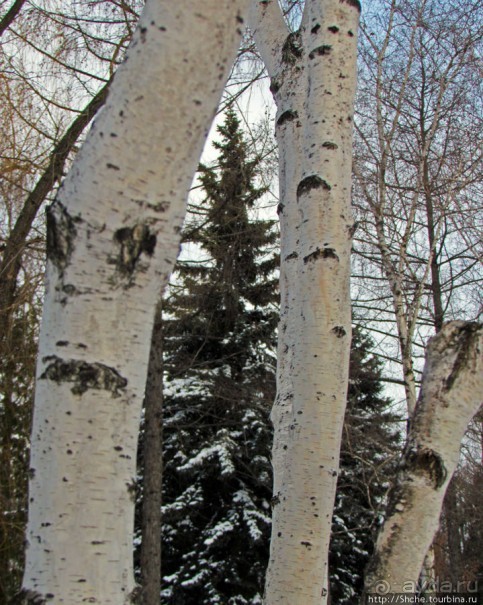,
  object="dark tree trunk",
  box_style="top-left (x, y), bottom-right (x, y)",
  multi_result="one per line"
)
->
top-left (0, 82), bottom-right (109, 351)
top-left (140, 302), bottom-right (163, 605)
top-left (422, 158), bottom-right (445, 334)
top-left (0, 0), bottom-right (26, 37)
